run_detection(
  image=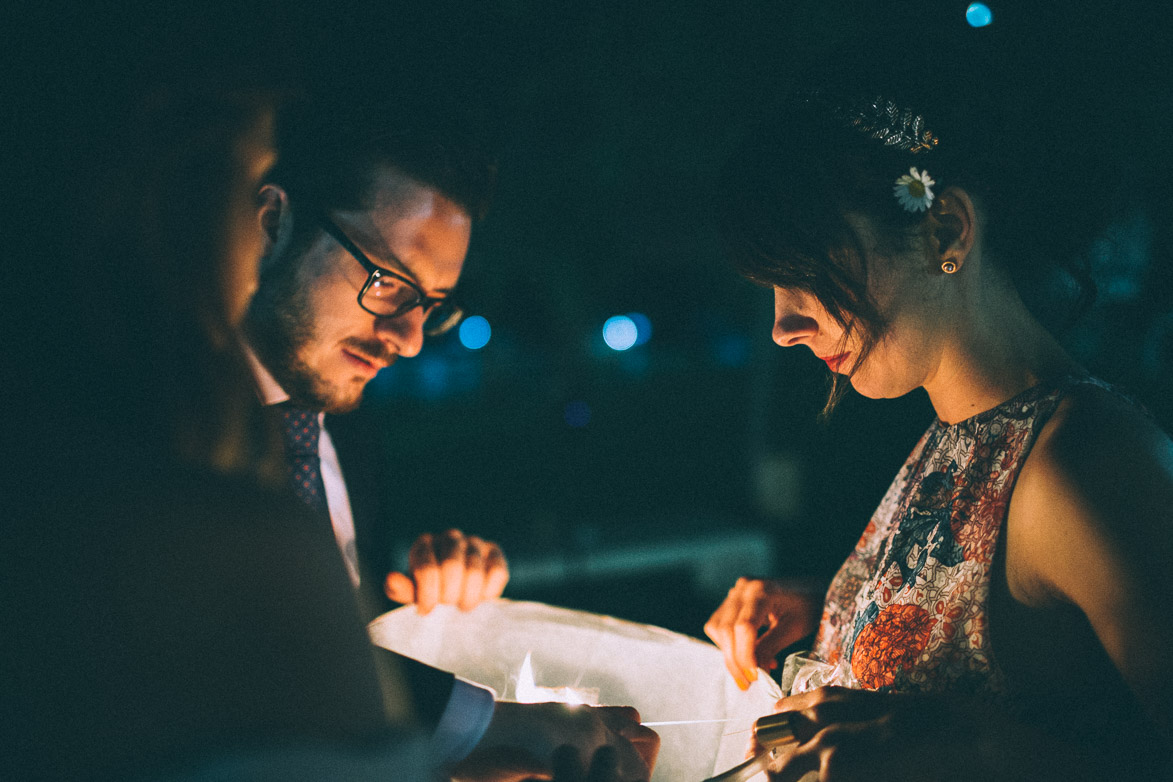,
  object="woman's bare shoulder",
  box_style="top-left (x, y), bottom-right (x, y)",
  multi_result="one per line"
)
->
top-left (1033, 382), bottom-right (1173, 500)
top-left (1053, 380), bottom-right (1167, 440)
top-left (1009, 379), bottom-right (1173, 610)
